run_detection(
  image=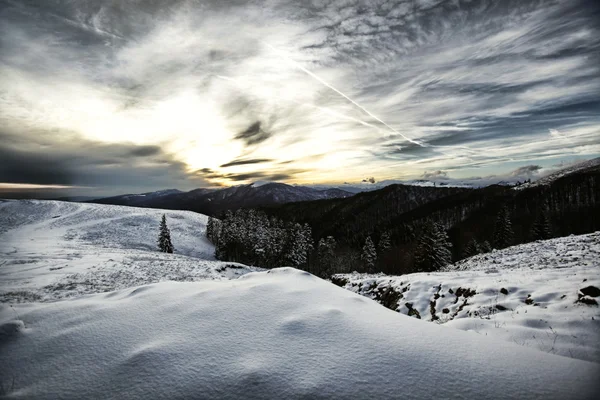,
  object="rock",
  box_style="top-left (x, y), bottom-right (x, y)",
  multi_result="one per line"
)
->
top-left (500, 288), bottom-right (508, 295)
top-left (442, 308), bottom-right (450, 314)
top-left (577, 296), bottom-right (598, 306)
top-left (580, 286), bottom-right (600, 298)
